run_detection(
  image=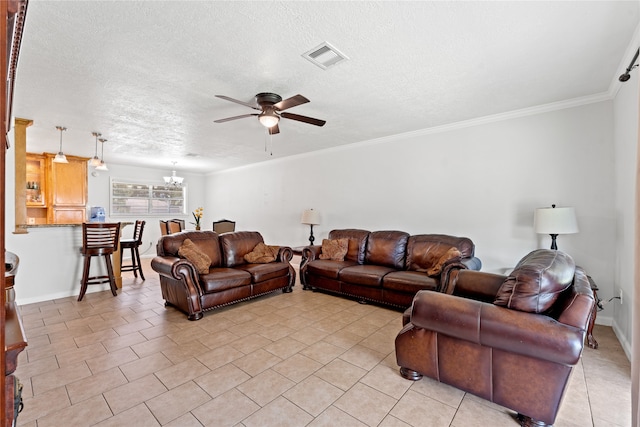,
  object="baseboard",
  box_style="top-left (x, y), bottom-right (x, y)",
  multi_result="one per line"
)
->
top-left (612, 320), bottom-right (632, 361)
top-left (15, 284), bottom-right (113, 306)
